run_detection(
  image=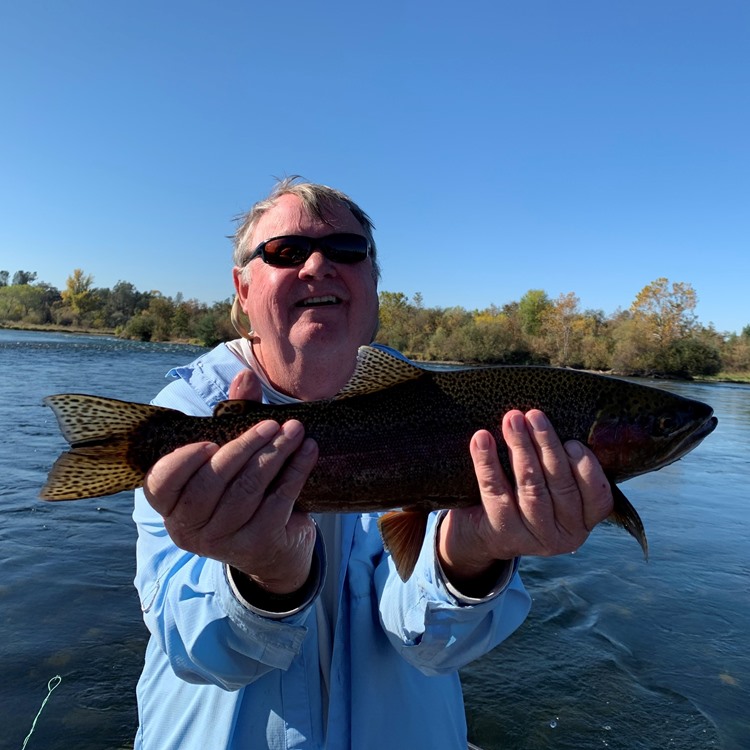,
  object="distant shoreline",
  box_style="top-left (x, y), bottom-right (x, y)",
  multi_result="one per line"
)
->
top-left (3, 322), bottom-right (748, 383)
top-left (0, 322), bottom-right (200, 346)
top-left (0, 322), bottom-right (116, 337)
